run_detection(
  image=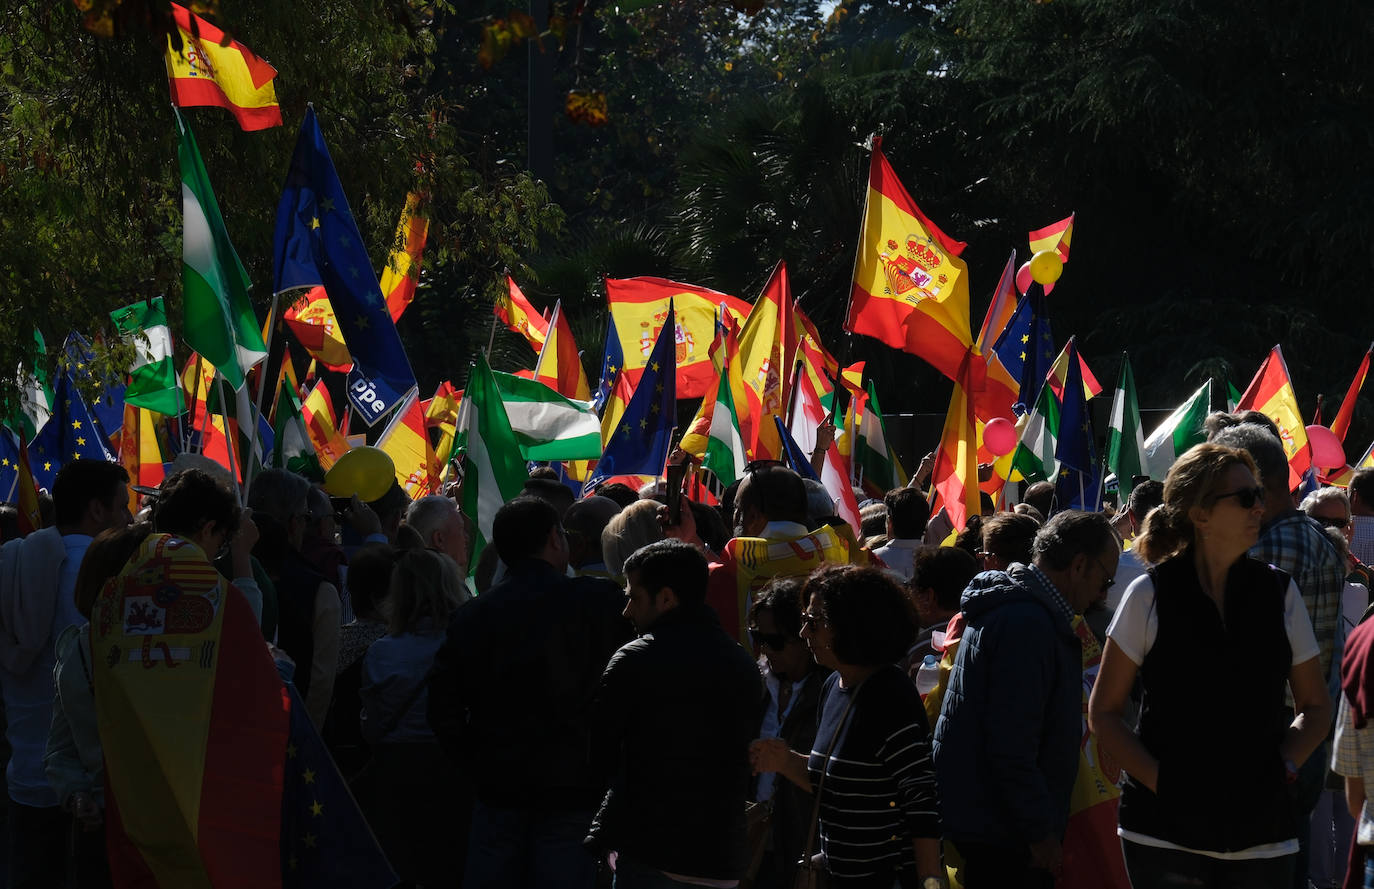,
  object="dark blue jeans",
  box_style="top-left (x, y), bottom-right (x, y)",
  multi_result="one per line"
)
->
top-left (463, 801), bottom-right (597, 889)
top-left (1122, 840), bottom-right (1294, 889)
top-left (7, 800), bottom-right (68, 889)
